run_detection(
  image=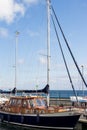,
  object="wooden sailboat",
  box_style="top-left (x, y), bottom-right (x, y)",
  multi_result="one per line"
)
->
top-left (0, 0), bottom-right (80, 129)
